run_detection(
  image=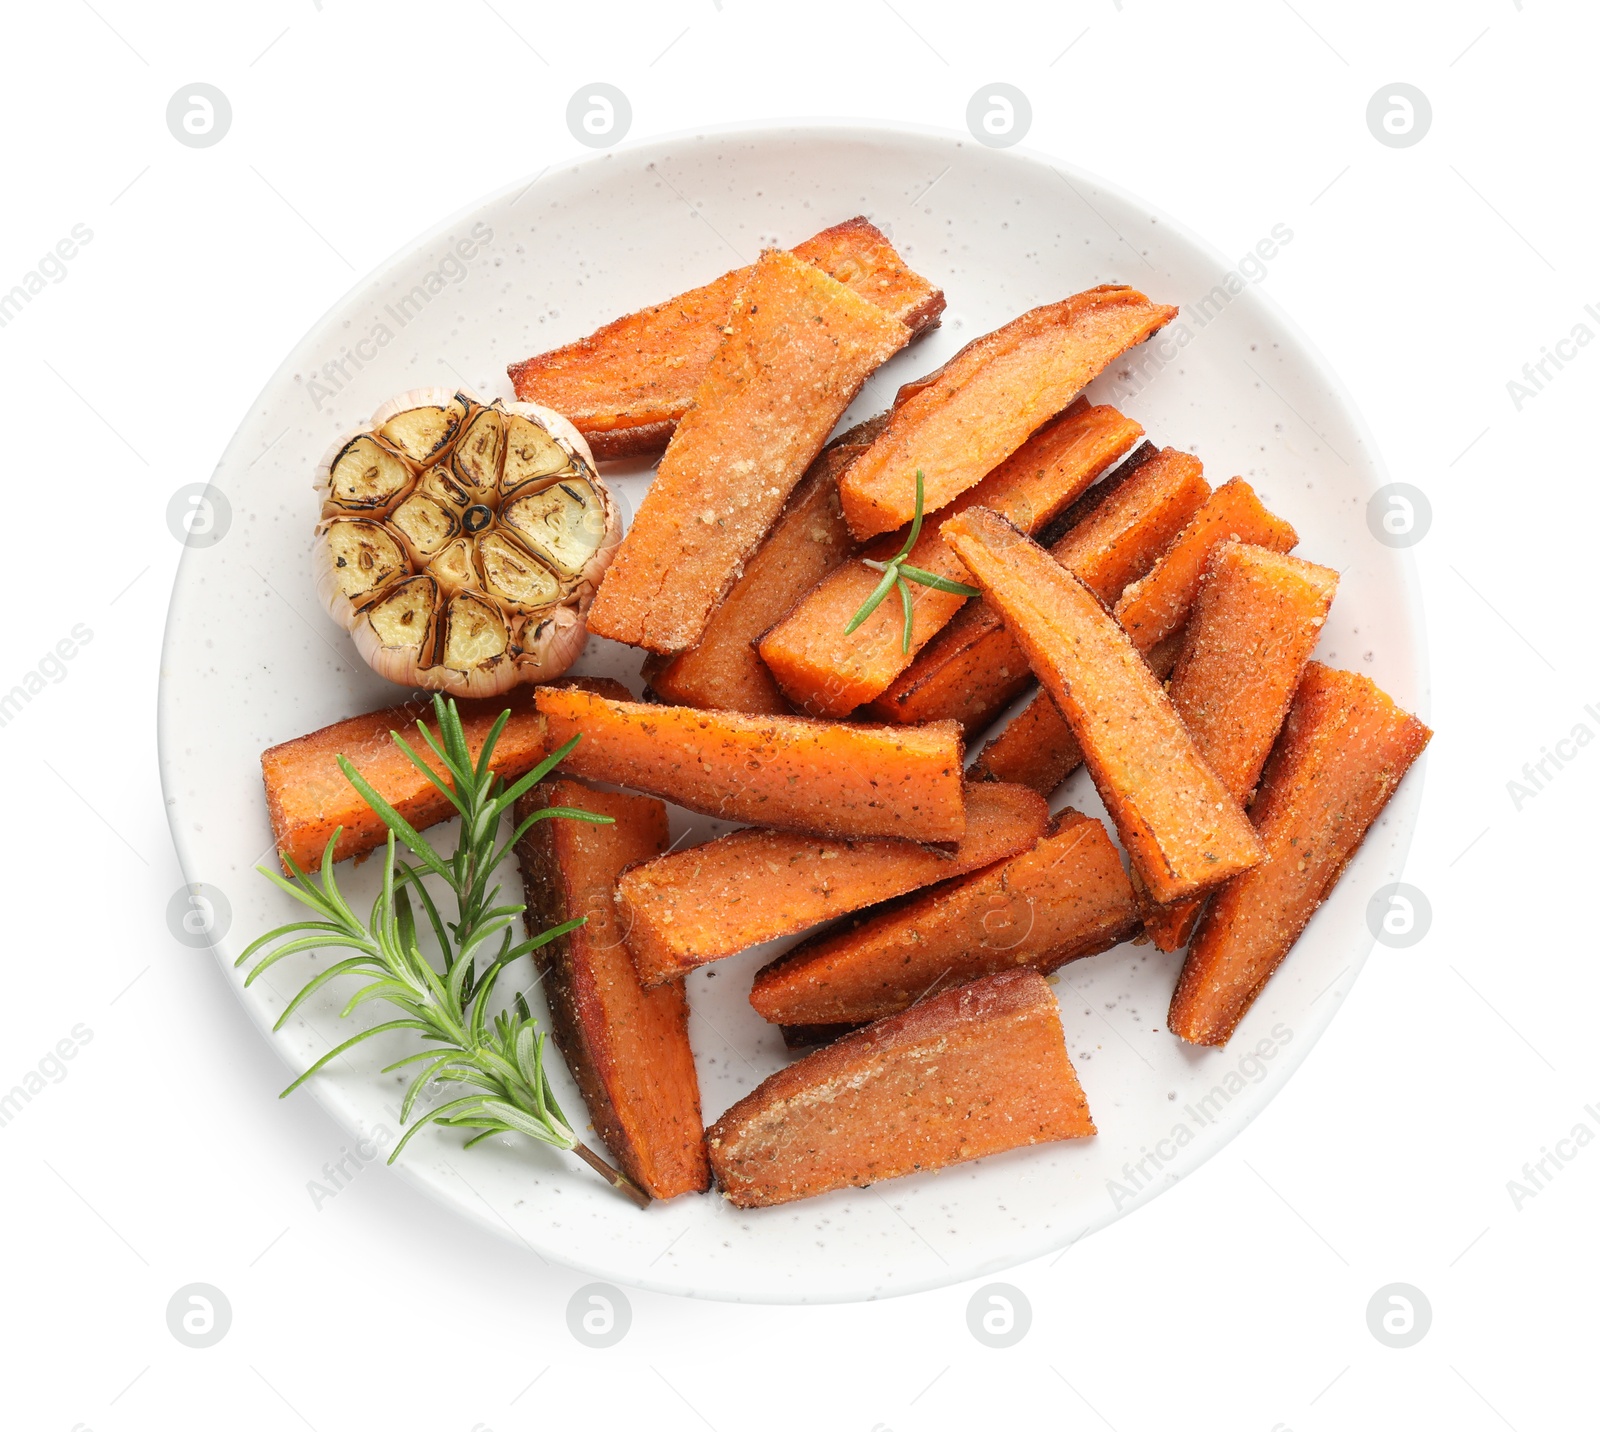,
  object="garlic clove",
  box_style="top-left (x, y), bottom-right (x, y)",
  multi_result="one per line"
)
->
top-left (501, 477), bottom-right (610, 582)
top-left (426, 536), bottom-right (478, 596)
top-left (388, 492), bottom-right (459, 561)
top-left (323, 518), bottom-right (409, 605)
top-left (355, 569), bottom-right (438, 678)
top-left (325, 434), bottom-right (415, 514)
top-left (502, 400), bottom-right (595, 470)
top-left (374, 390), bottom-right (468, 466)
top-left (477, 530), bottom-right (562, 610)
top-left (514, 605), bottom-right (588, 674)
top-left (441, 591), bottom-right (509, 672)
top-left (452, 403), bottom-right (505, 494)
top-left (417, 463), bottom-right (475, 512)
top-left (501, 412), bottom-right (572, 490)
